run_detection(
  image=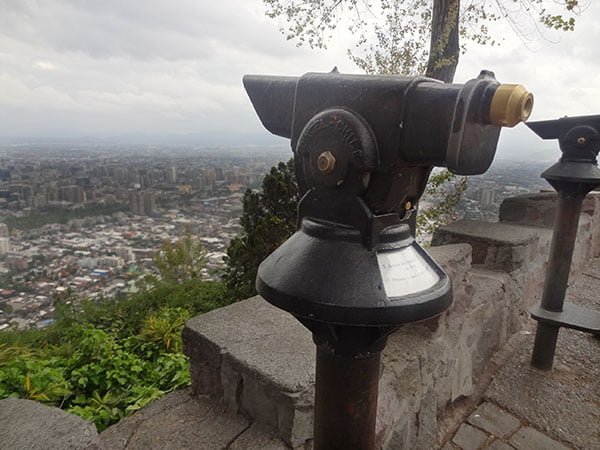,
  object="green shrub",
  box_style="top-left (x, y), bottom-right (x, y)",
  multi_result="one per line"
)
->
top-left (0, 231), bottom-right (234, 431)
top-left (0, 277), bottom-right (230, 431)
